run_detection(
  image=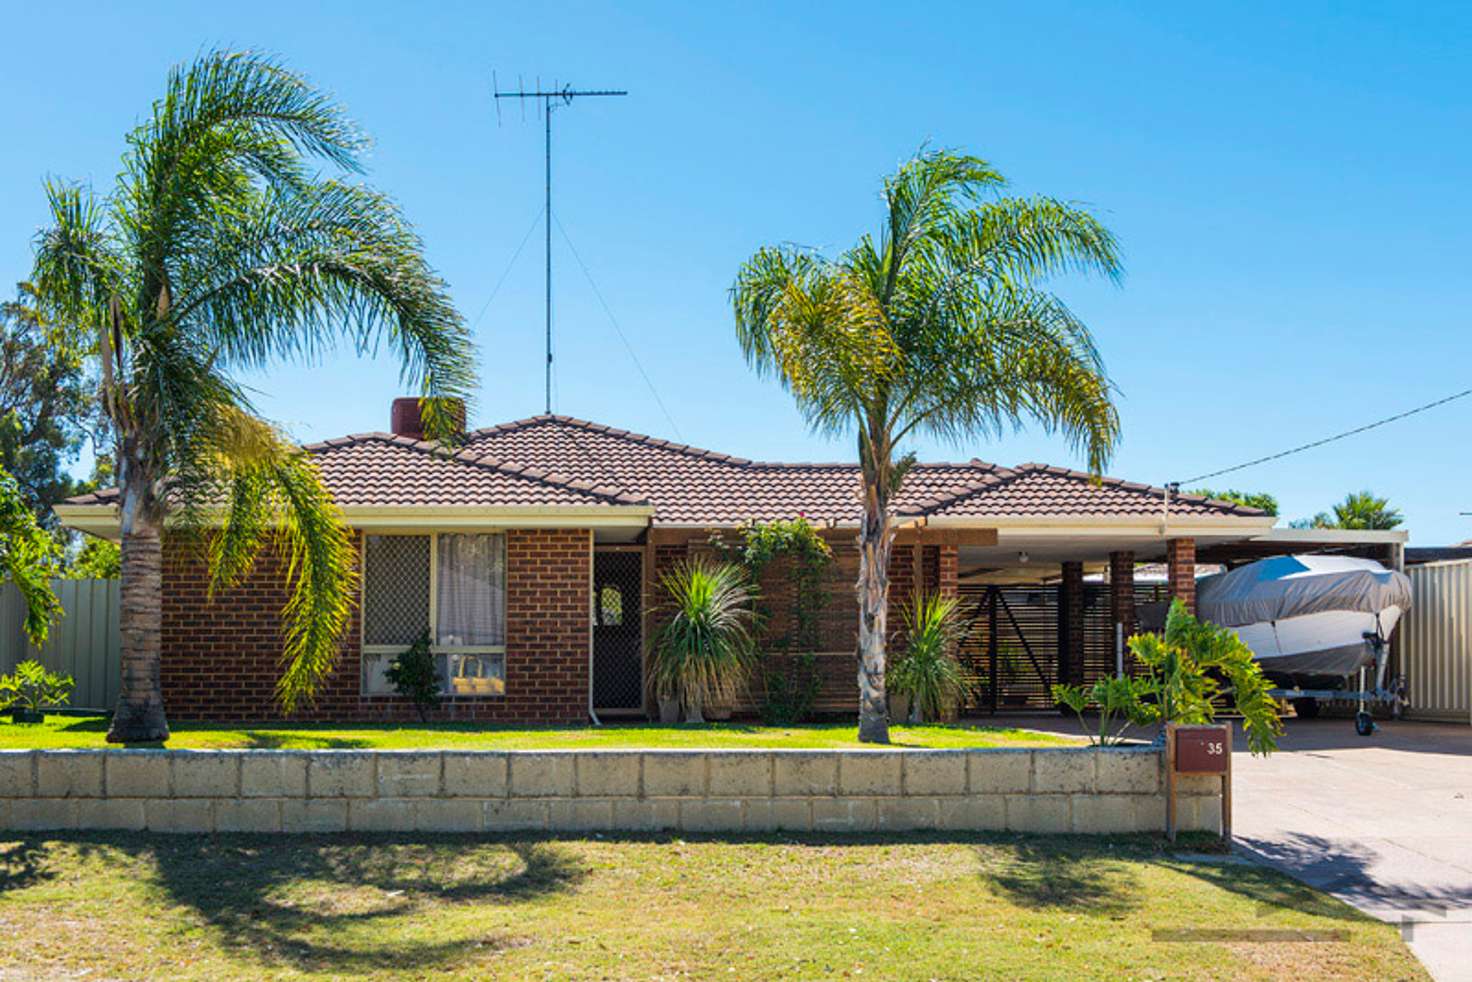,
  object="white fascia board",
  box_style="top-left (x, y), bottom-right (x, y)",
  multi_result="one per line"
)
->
top-left (54, 503), bottom-right (654, 539)
top-left (924, 514), bottom-right (1278, 535)
top-left (1248, 527), bottom-right (1409, 545)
